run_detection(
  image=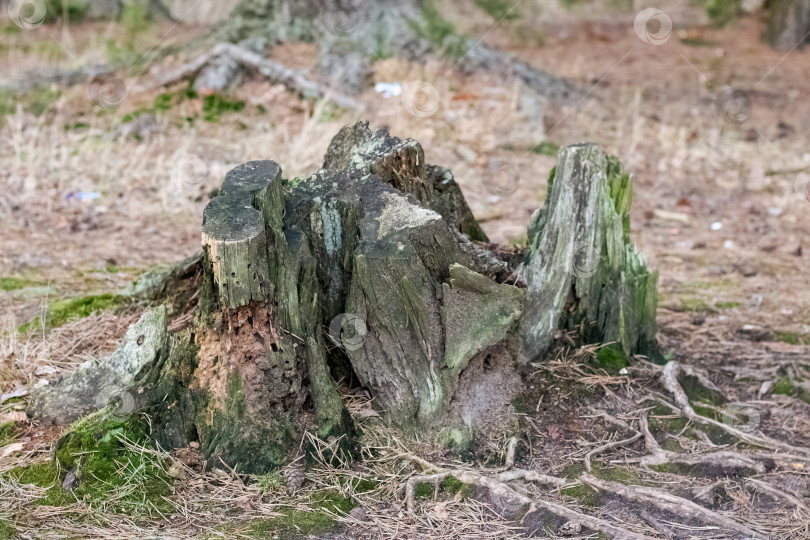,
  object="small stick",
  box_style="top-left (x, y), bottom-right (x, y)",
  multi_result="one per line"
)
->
top-left (504, 436), bottom-right (518, 469)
